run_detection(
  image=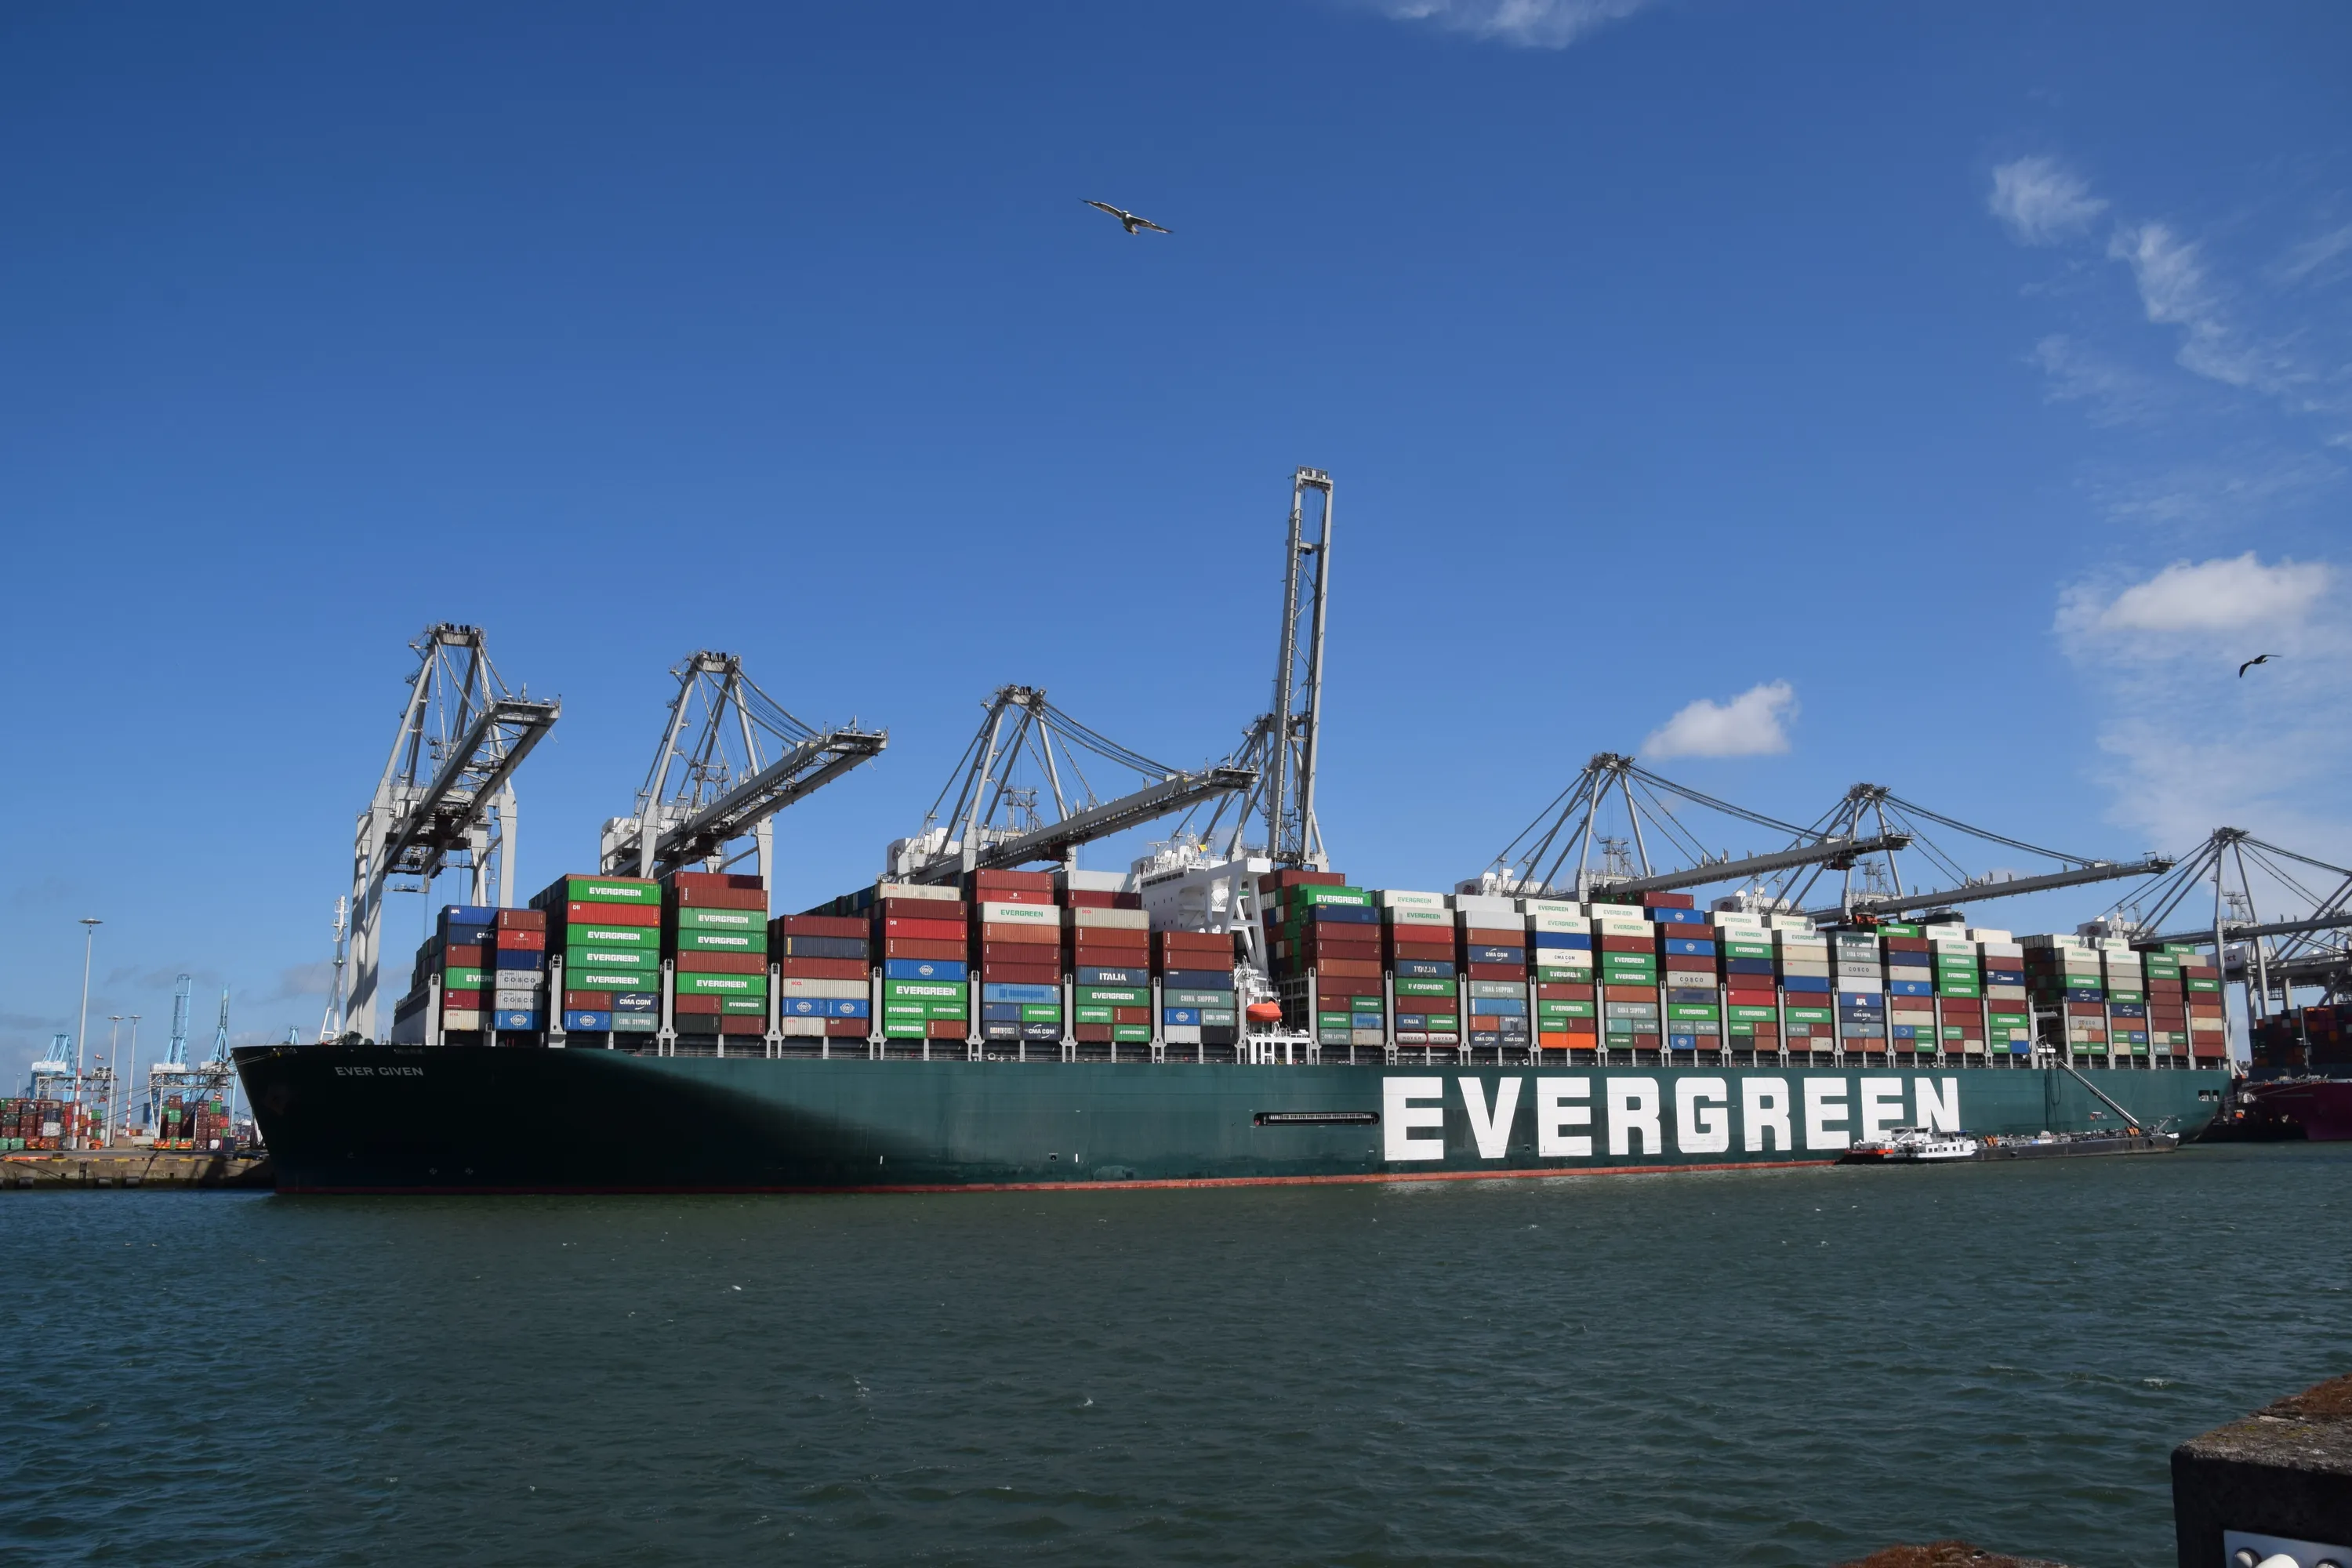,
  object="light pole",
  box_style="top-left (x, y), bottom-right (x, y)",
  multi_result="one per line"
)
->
top-left (74, 916), bottom-right (101, 1149)
top-left (126, 1014), bottom-right (143, 1138)
top-left (107, 1015), bottom-right (123, 1147)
